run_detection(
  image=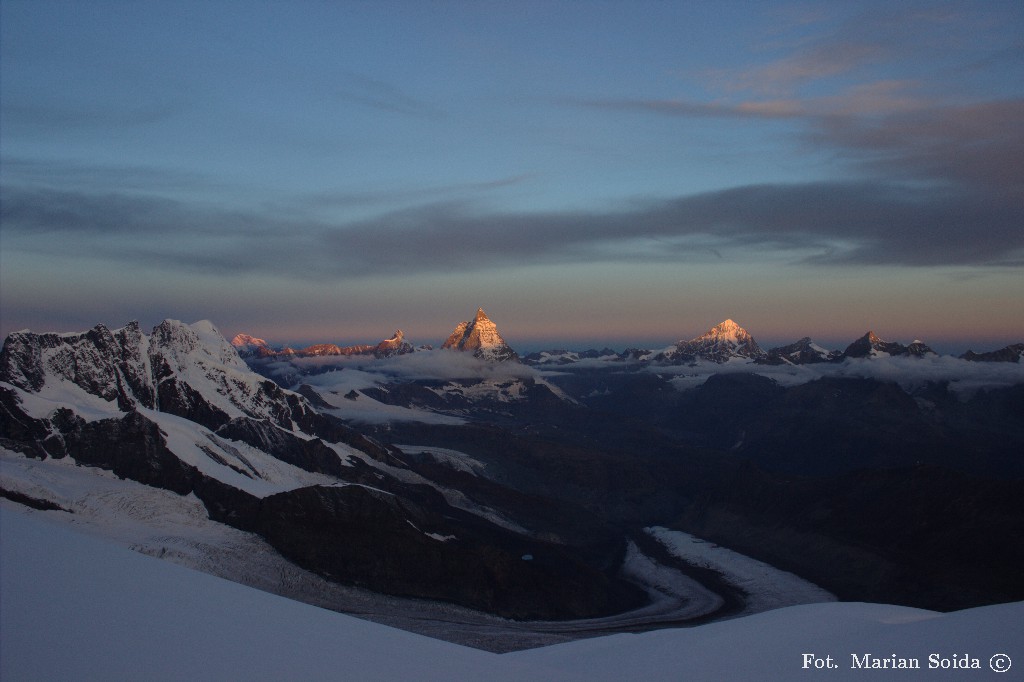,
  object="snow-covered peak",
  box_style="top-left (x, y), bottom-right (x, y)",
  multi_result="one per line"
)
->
top-left (664, 319), bottom-right (763, 363)
top-left (0, 319), bottom-right (309, 430)
top-left (153, 319), bottom-right (249, 373)
top-left (231, 333), bottom-right (275, 358)
top-left (442, 308), bottom-right (518, 362)
top-left (231, 333), bottom-right (268, 347)
top-left (709, 318), bottom-right (740, 334)
top-left (687, 319), bottom-right (755, 346)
